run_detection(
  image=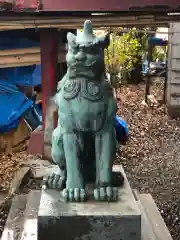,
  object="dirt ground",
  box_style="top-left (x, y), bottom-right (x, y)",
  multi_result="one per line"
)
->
top-left (0, 152), bottom-right (26, 236)
top-left (117, 81), bottom-right (180, 240)
top-left (0, 81), bottom-right (180, 239)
